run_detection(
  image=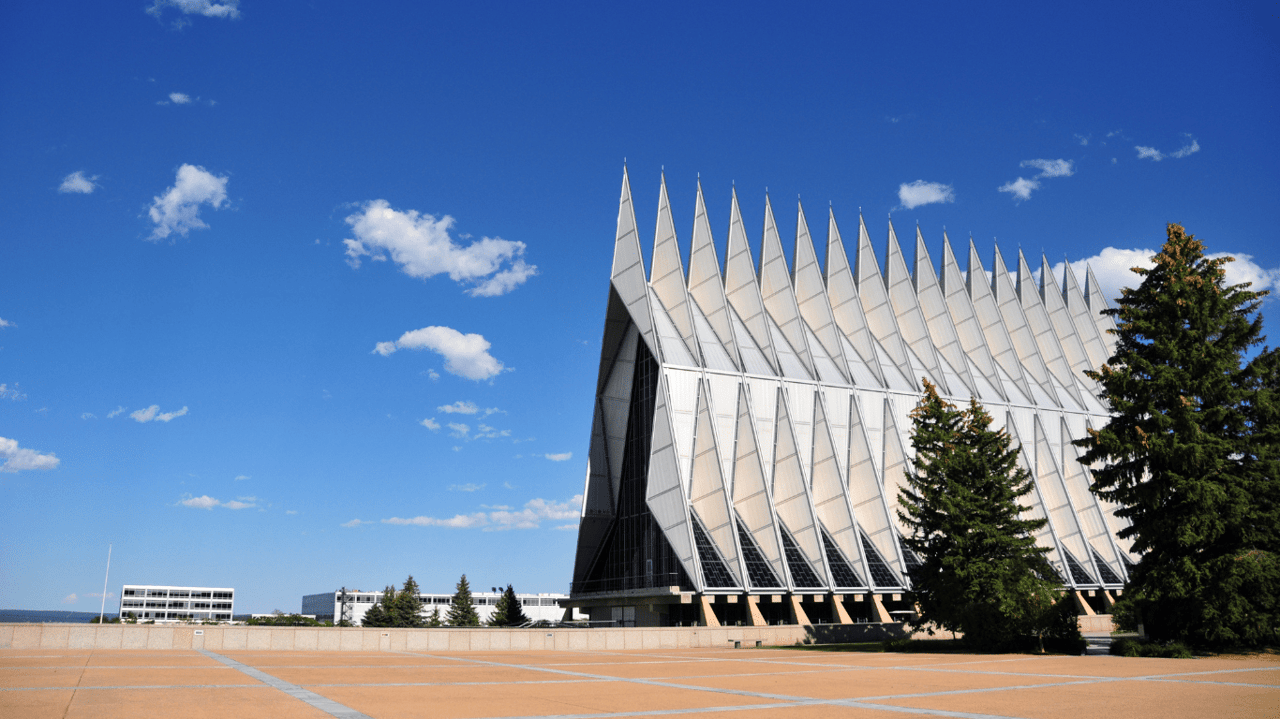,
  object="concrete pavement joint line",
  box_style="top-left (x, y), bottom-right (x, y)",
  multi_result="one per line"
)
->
top-left (198, 649), bottom-right (373, 719)
top-left (1140, 677), bottom-right (1280, 689)
top-left (405, 651), bottom-right (1038, 719)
